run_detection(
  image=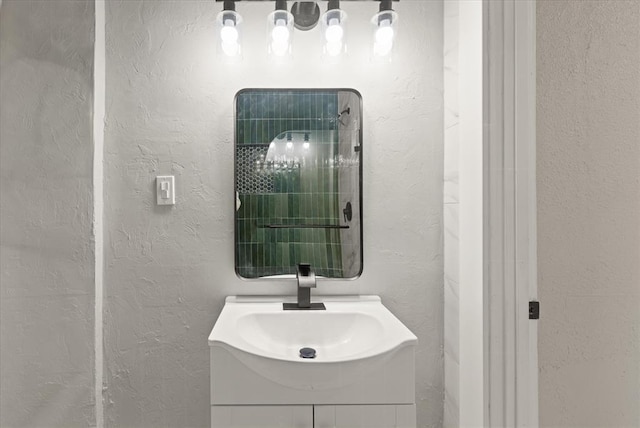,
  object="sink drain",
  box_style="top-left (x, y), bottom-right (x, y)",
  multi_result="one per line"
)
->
top-left (299, 347), bottom-right (316, 359)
